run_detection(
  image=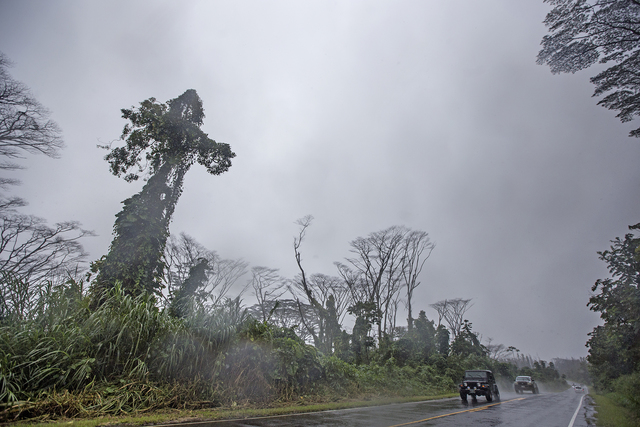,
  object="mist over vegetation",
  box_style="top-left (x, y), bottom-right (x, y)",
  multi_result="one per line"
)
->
top-left (0, 75), bottom-right (570, 421)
